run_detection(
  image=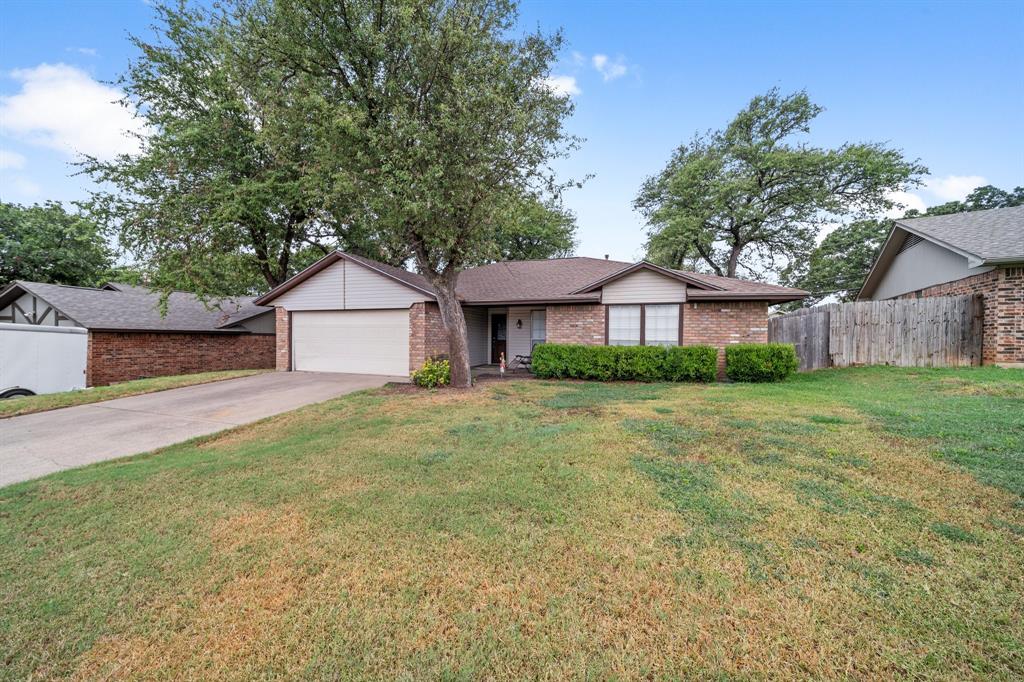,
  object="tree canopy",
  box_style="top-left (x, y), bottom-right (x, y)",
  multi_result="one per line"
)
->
top-left (905, 184), bottom-right (1024, 217)
top-left (0, 201), bottom-right (126, 287)
top-left (84, 0), bottom-right (578, 305)
top-left (635, 89), bottom-right (927, 280)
